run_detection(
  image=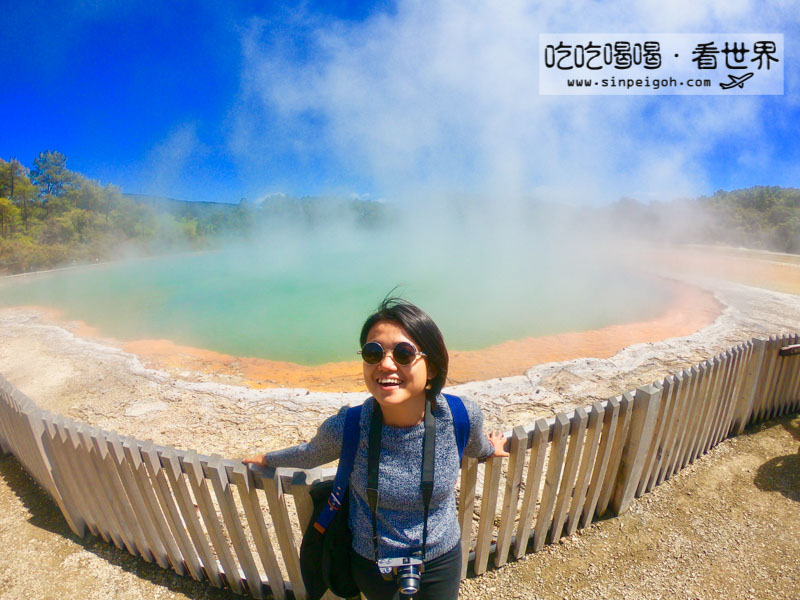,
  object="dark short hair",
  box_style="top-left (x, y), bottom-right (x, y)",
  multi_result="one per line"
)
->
top-left (360, 296), bottom-right (449, 406)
